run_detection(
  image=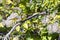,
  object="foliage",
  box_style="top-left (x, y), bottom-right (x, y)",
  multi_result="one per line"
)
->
top-left (0, 0), bottom-right (60, 40)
